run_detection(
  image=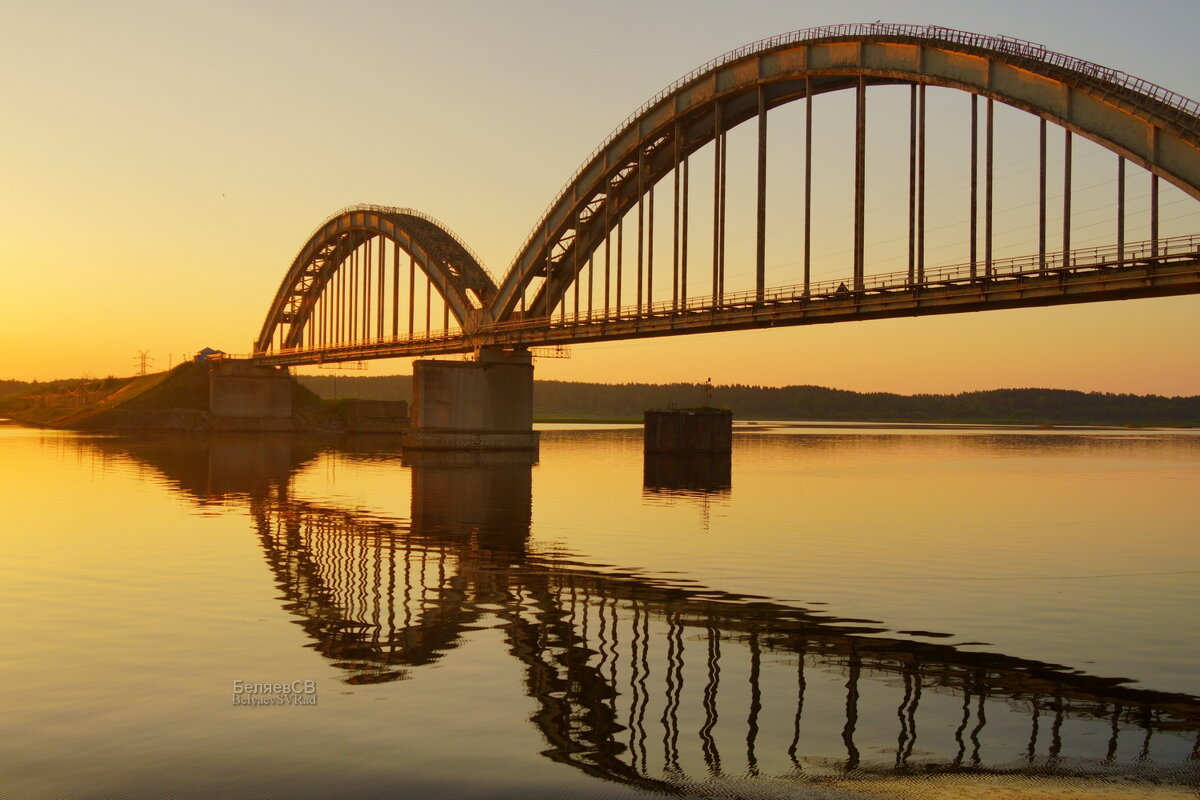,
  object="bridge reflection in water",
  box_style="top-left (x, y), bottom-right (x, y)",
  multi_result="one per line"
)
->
top-left (92, 437), bottom-right (1200, 792)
